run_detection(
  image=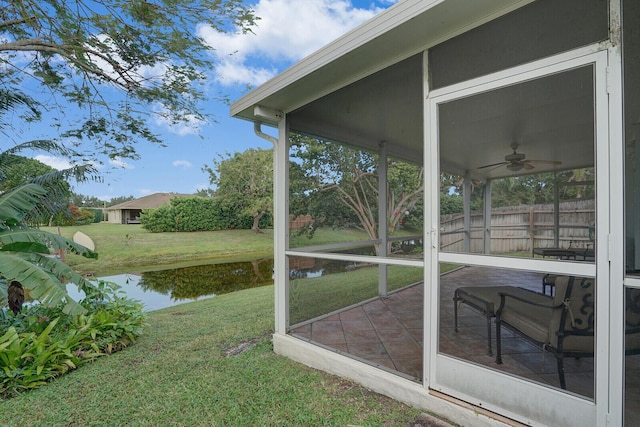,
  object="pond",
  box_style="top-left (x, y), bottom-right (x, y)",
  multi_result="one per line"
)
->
top-left (72, 256), bottom-right (358, 311)
top-left (68, 258), bottom-right (275, 312)
top-left (70, 239), bottom-right (423, 312)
